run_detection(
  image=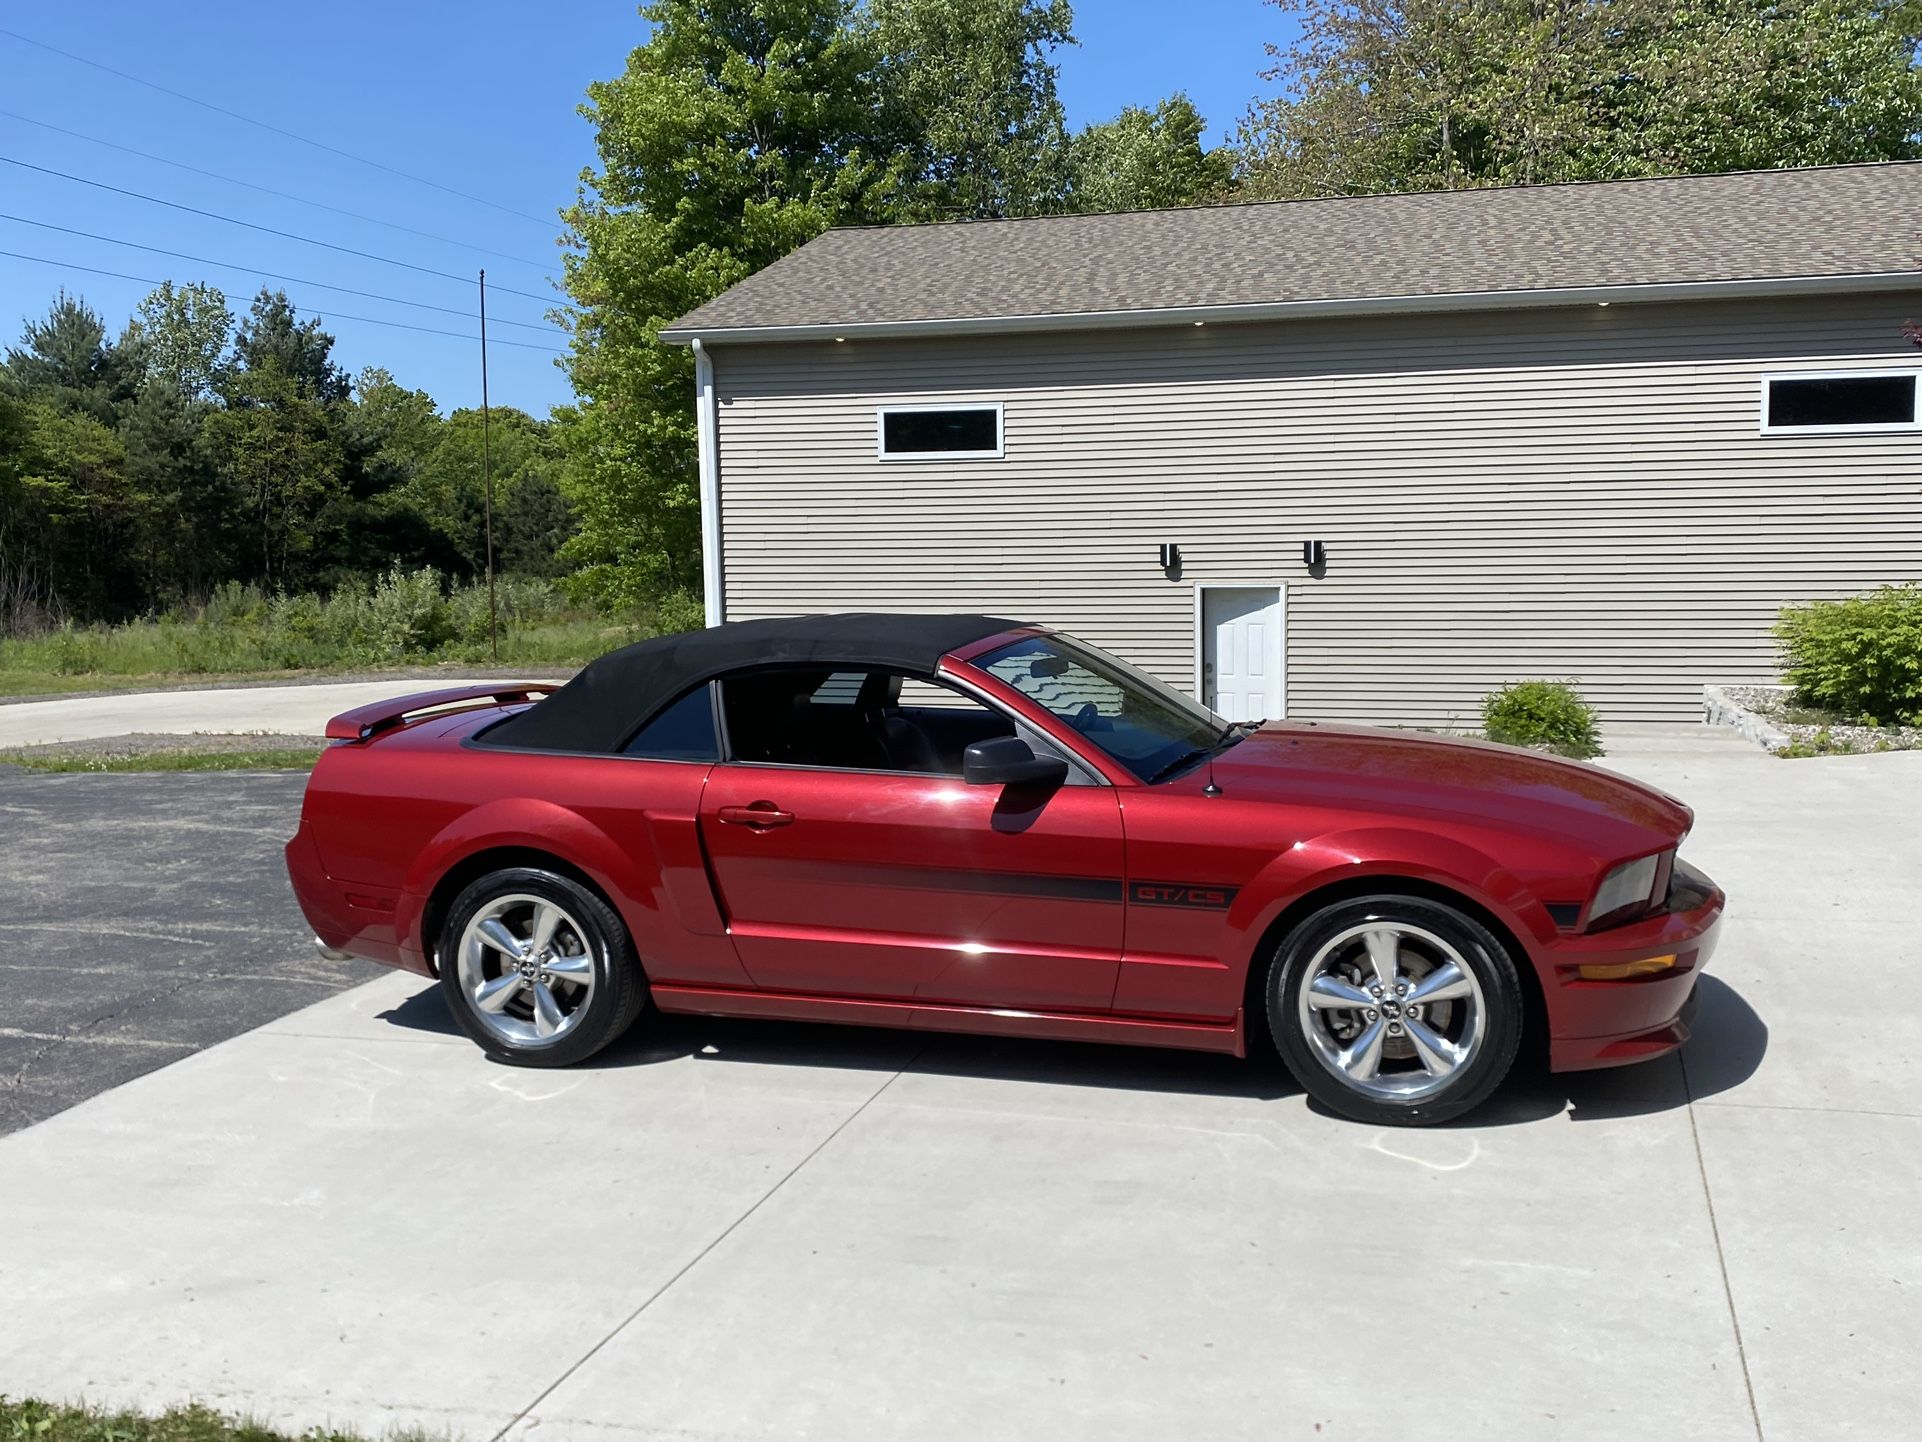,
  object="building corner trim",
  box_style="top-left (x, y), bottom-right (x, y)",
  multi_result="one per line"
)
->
top-left (693, 338), bottom-right (724, 626)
